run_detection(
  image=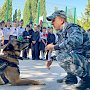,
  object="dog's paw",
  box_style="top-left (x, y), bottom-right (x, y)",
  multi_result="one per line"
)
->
top-left (39, 82), bottom-right (46, 85)
top-left (33, 81), bottom-right (46, 85)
